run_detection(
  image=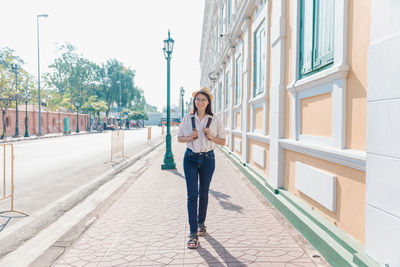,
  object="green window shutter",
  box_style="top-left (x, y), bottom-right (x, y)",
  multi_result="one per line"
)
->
top-left (222, 3), bottom-right (226, 33)
top-left (228, 0), bottom-right (232, 24)
top-left (225, 73), bottom-right (229, 107)
top-left (313, 0), bottom-right (334, 70)
top-left (254, 24), bottom-right (265, 96)
top-left (300, 0), bottom-right (314, 76)
top-left (219, 82), bottom-right (222, 111)
top-left (216, 27), bottom-right (219, 53)
top-left (253, 32), bottom-right (259, 96)
top-left (260, 26), bottom-right (266, 94)
top-left (235, 56), bottom-right (242, 105)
